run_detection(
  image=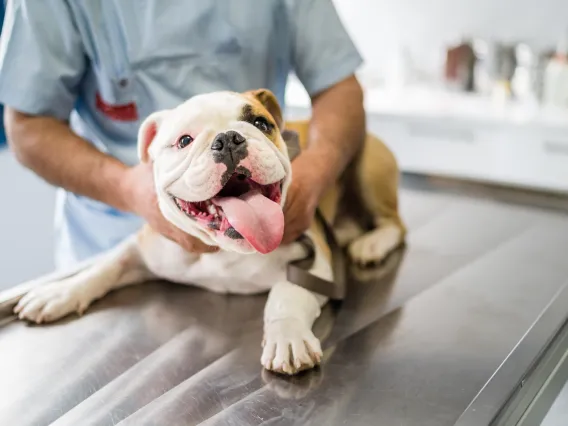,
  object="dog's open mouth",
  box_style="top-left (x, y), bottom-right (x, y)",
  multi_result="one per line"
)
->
top-left (173, 173), bottom-right (284, 254)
